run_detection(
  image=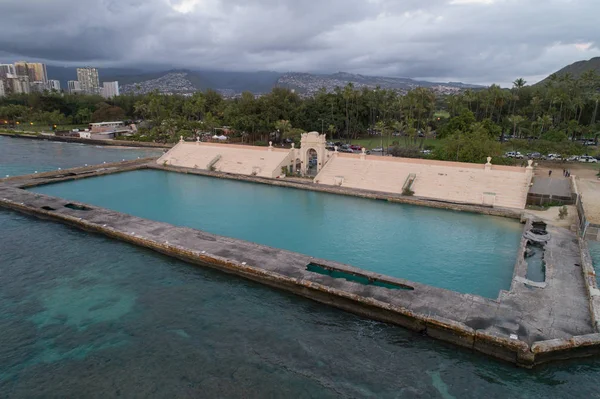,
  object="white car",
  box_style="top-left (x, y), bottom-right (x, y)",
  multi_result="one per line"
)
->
top-left (566, 156), bottom-right (579, 162)
top-left (546, 154), bottom-right (562, 161)
top-left (579, 156), bottom-right (598, 163)
top-left (505, 151), bottom-right (524, 159)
